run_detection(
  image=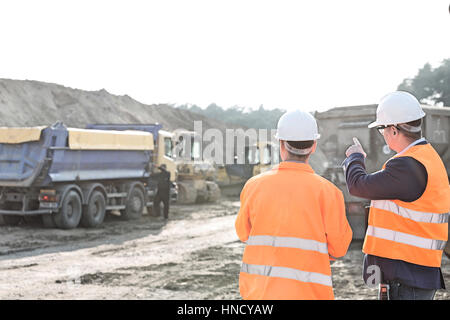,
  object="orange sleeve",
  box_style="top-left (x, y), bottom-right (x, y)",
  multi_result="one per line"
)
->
top-left (235, 181), bottom-right (252, 243)
top-left (321, 186), bottom-right (352, 259)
